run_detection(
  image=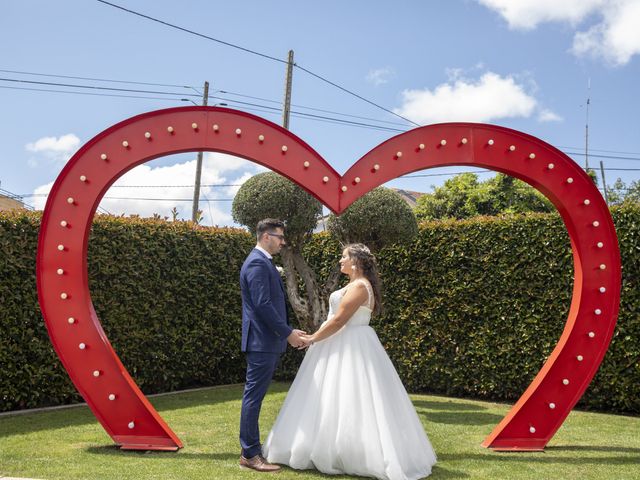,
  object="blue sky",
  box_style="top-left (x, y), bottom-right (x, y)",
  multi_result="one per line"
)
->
top-left (2, 0), bottom-right (639, 225)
